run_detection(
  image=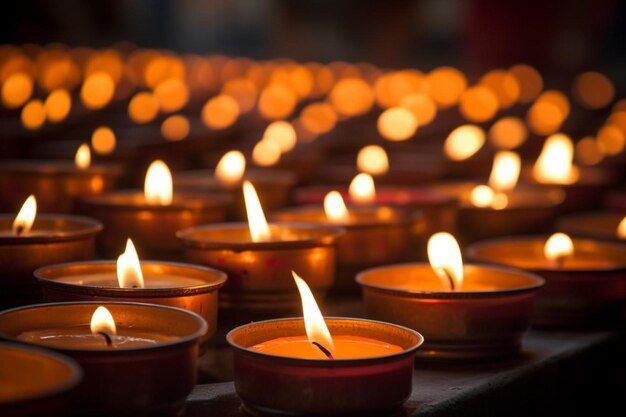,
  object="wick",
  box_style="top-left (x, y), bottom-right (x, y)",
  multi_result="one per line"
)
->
top-left (14, 226), bottom-right (24, 237)
top-left (311, 341), bottom-right (334, 360)
top-left (554, 255), bottom-right (567, 269)
top-left (132, 285), bottom-right (138, 289)
top-left (437, 267), bottom-right (456, 291)
top-left (98, 332), bottom-right (113, 349)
